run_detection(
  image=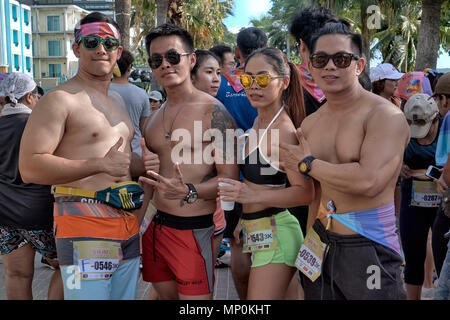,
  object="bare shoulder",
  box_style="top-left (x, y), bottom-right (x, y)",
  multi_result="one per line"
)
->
top-left (31, 84), bottom-right (77, 119)
top-left (366, 92), bottom-right (406, 124)
top-left (364, 92), bottom-right (410, 143)
top-left (300, 102), bottom-right (326, 136)
top-left (278, 115), bottom-right (298, 146)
